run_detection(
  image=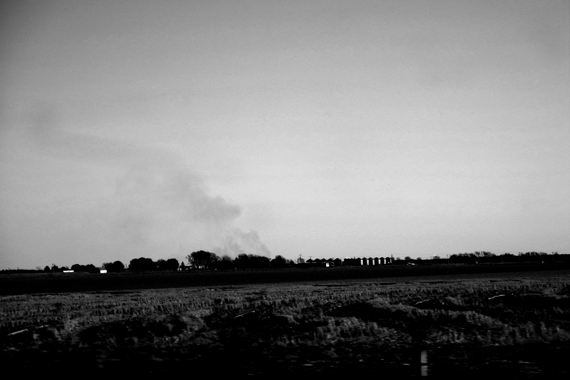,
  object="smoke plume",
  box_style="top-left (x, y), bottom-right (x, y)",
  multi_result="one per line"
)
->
top-left (8, 103), bottom-right (272, 264)
top-left (109, 162), bottom-right (272, 261)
